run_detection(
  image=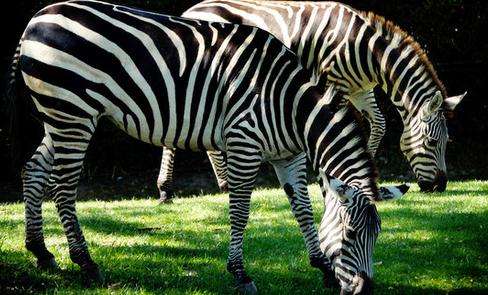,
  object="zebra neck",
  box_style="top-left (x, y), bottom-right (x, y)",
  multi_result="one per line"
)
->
top-left (296, 97), bottom-right (378, 195)
top-left (376, 48), bottom-right (438, 118)
top-left (366, 14), bottom-right (446, 120)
